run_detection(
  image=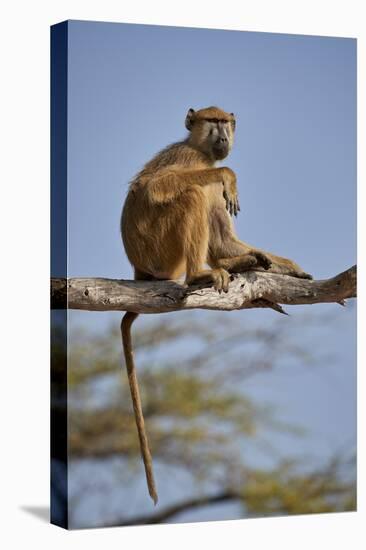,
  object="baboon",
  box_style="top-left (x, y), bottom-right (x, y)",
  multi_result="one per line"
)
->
top-left (120, 106), bottom-right (312, 503)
